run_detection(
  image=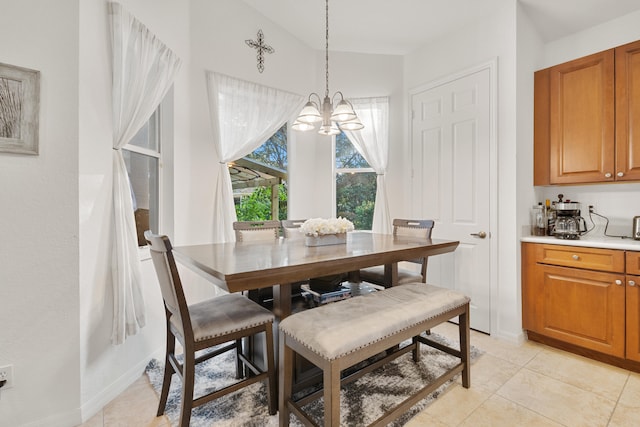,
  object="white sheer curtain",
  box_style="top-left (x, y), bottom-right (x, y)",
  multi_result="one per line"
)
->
top-left (109, 2), bottom-right (182, 345)
top-left (206, 71), bottom-right (304, 243)
top-left (344, 97), bottom-right (391, 234)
